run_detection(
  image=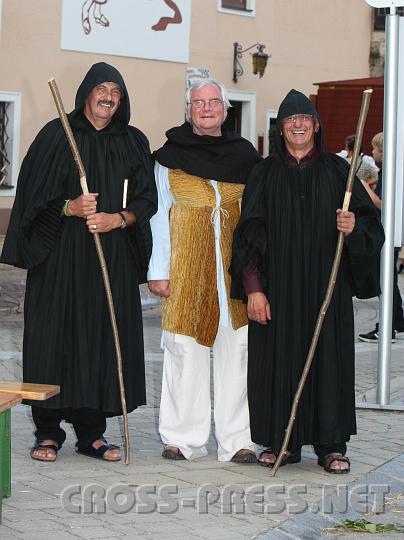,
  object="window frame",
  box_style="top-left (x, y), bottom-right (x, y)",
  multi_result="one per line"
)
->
top-left (217, 0), bottom-right (256, 18)
top-left (374, 7), bottom-right (404, 31)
